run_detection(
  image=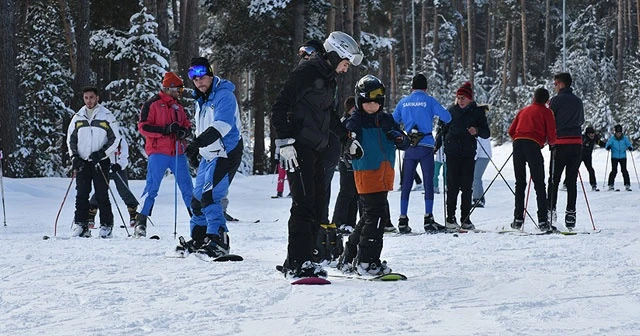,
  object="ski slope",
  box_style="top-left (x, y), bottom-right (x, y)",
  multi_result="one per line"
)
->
top-left (1, 143), bottom-right (639, 335)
